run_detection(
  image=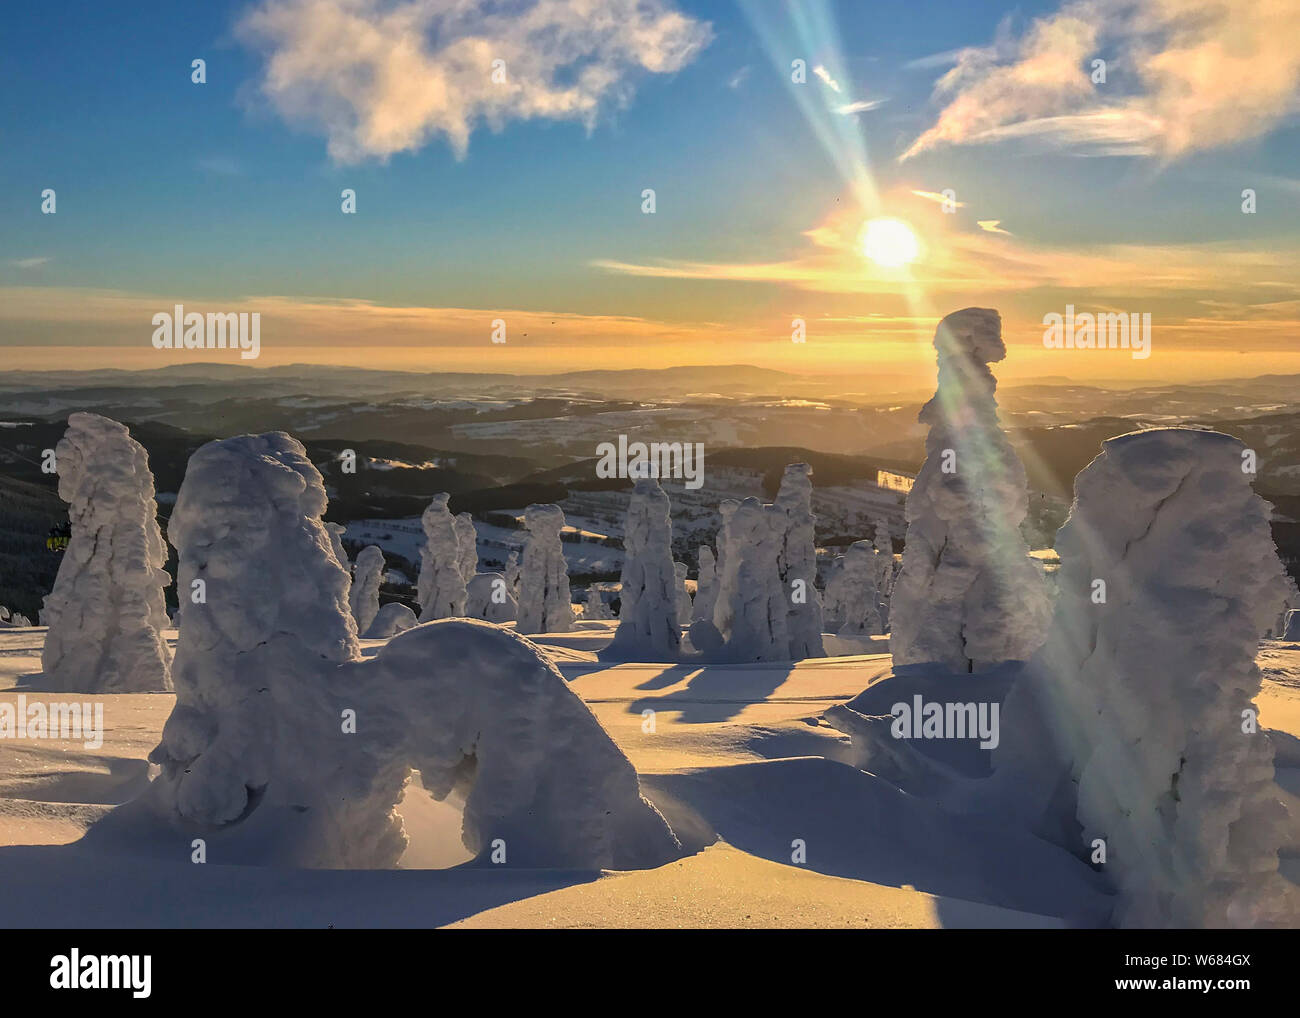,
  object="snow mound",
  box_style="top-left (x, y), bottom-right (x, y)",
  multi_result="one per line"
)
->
top-left (40, 412), bottom-right (172, 692)
top-left (890, 308), bottom-right (1050, 673)
top-left (364, 601), bottom-right (418, 639)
